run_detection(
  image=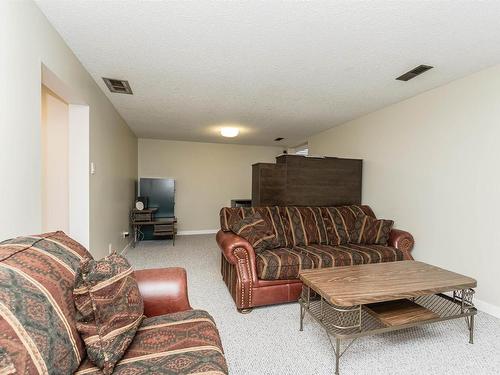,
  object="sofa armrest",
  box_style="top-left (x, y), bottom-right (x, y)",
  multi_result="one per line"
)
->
top-left (216, 230), bottom-right (258, 284)
top-left (134, 267), bottom-right (192, 317)
top-left (388, 229), bottom-right (415, 260)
